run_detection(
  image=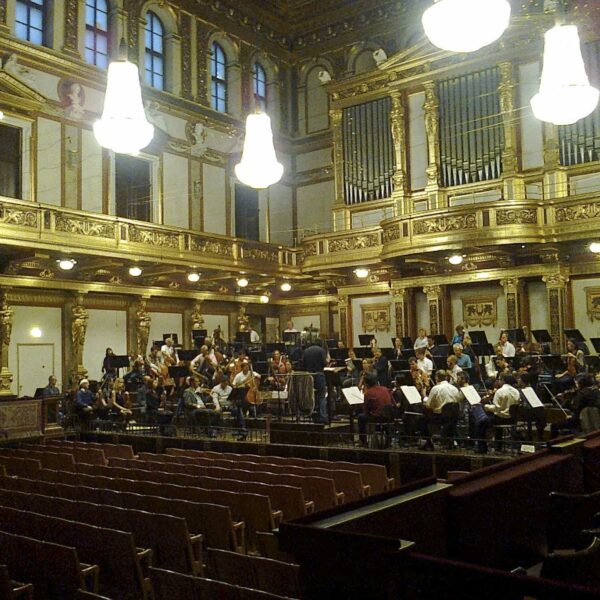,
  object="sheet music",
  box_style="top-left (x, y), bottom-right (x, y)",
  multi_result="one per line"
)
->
top-left (271, 391), bottom-right (288, 400)
top-left (342, 386), bottom-right (364, 405)
top-left (462, 385), bottom-right (482, 406)
top-left (401, 386), bottom-right (423, 405)
top-left (522, 387), bottom-right (544, 408)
